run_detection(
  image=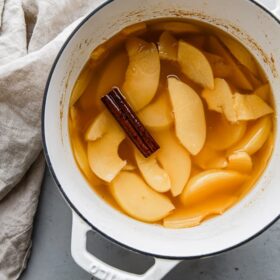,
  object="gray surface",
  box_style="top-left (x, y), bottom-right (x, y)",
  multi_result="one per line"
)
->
top-left (21, 169), bottom-right (280, 280)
